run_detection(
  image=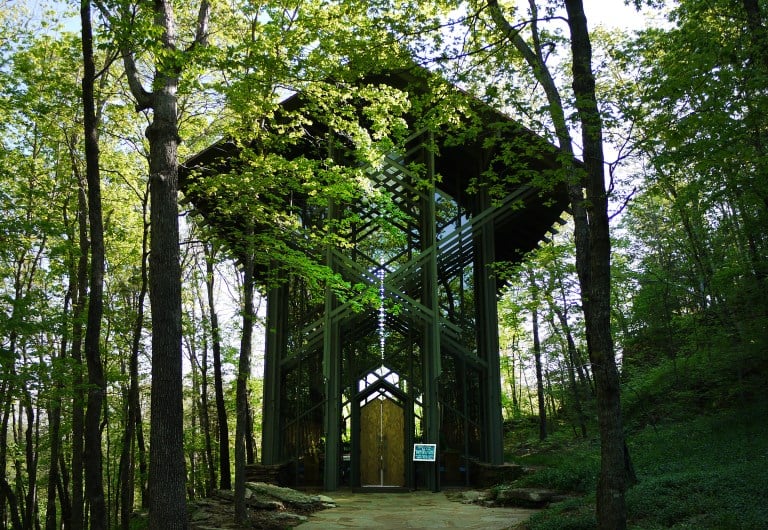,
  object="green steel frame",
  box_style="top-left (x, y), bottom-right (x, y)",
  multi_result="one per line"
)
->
top-left (181, 69), bottom-right (569, 492)
top-left (258, 127), bottom-right (562, 491)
